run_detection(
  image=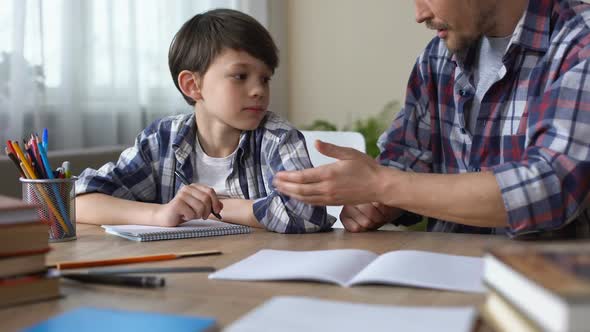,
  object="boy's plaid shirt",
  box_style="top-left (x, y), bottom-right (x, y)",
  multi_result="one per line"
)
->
top-left (378, 0), bottom-right (590, 238)
top-left (76, 112), bottom-right (335, 233)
